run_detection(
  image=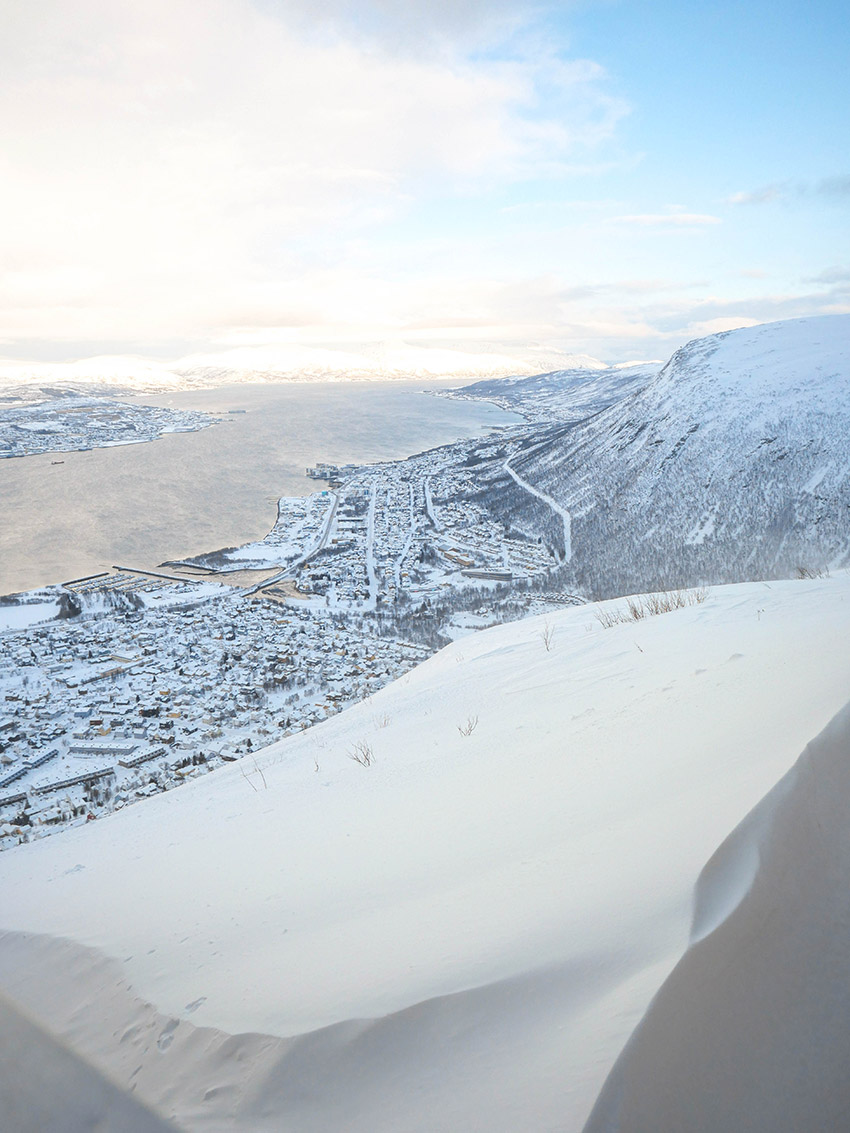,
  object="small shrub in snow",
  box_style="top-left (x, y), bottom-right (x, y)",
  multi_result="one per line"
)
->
top-left (457, 715), bottom-right (479, 737)
top-left (596, 588), bottom-right (708, 628)
top-left (349, 739), bottom-right (375, 767)
top-left (796, 565), bottom-right (829, 580)
top-left (240, 755), bottom-right (268, 791)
